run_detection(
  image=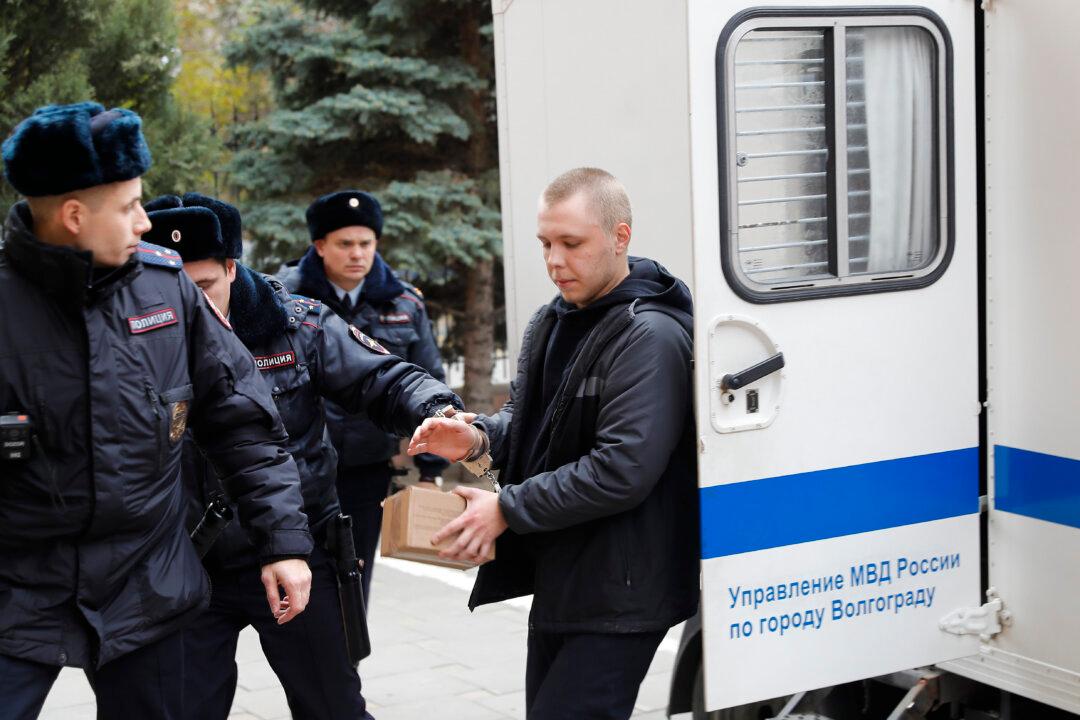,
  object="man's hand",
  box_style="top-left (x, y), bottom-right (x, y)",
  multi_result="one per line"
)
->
top-left (430, 486), bottom-right (507, 564)
top-left (260, 558), bottom-right (312, 625)
top-left (442, 408), bottom-right (478, 425)
top-left (408, 417), bottom-right (479, 462)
